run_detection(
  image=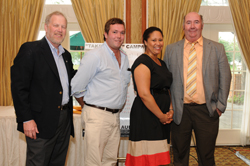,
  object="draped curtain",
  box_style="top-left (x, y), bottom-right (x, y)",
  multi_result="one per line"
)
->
top-left (228, 0), bottom-right (250, 70)
top-left (0, 0), bottom-right (45, 106)
top-left (71, 0), bottom-right (124, 43)
top-left (239, 69), bottom-right (250, 146)
top-left (148, 0), bottom-right (201, 59)
top-left (228, 0), bottom-right (250, 145)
